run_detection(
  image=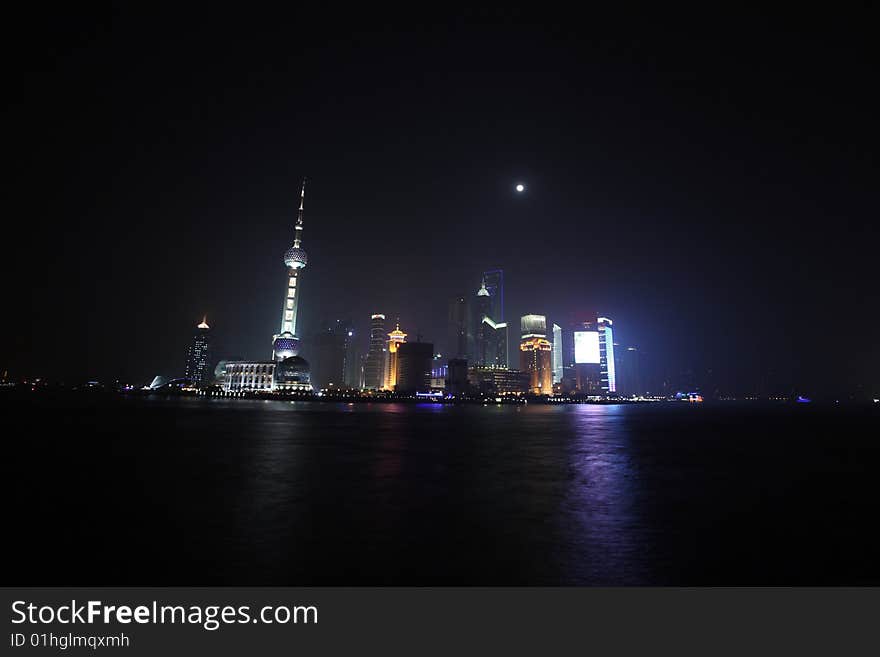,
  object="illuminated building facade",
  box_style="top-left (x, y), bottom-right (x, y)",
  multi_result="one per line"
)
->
top-left (363, 313), bottom-right (386, 389)
top-left (430, 354), bottom-right (447, 390)
top-left (521, 314), bottom-right (547, 339)
top-left (383, 322), bottom-right (407, 390)
top-left (473, 280), bottom-right (508, 368)
top-left (184, 317), bottom-right (212, 388)
top-left (223, 362), bottom-right (275, 392)
top-left (560, 317), bottom-right (600, 394)
top-left (519, 314), bottom-right (552, 394)
top-left (598, 316), bottom-right (617, 394)
top-left (468, 366), bottom-right (530, 394)
top-left (552, 323), bottom-right (563, 385)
